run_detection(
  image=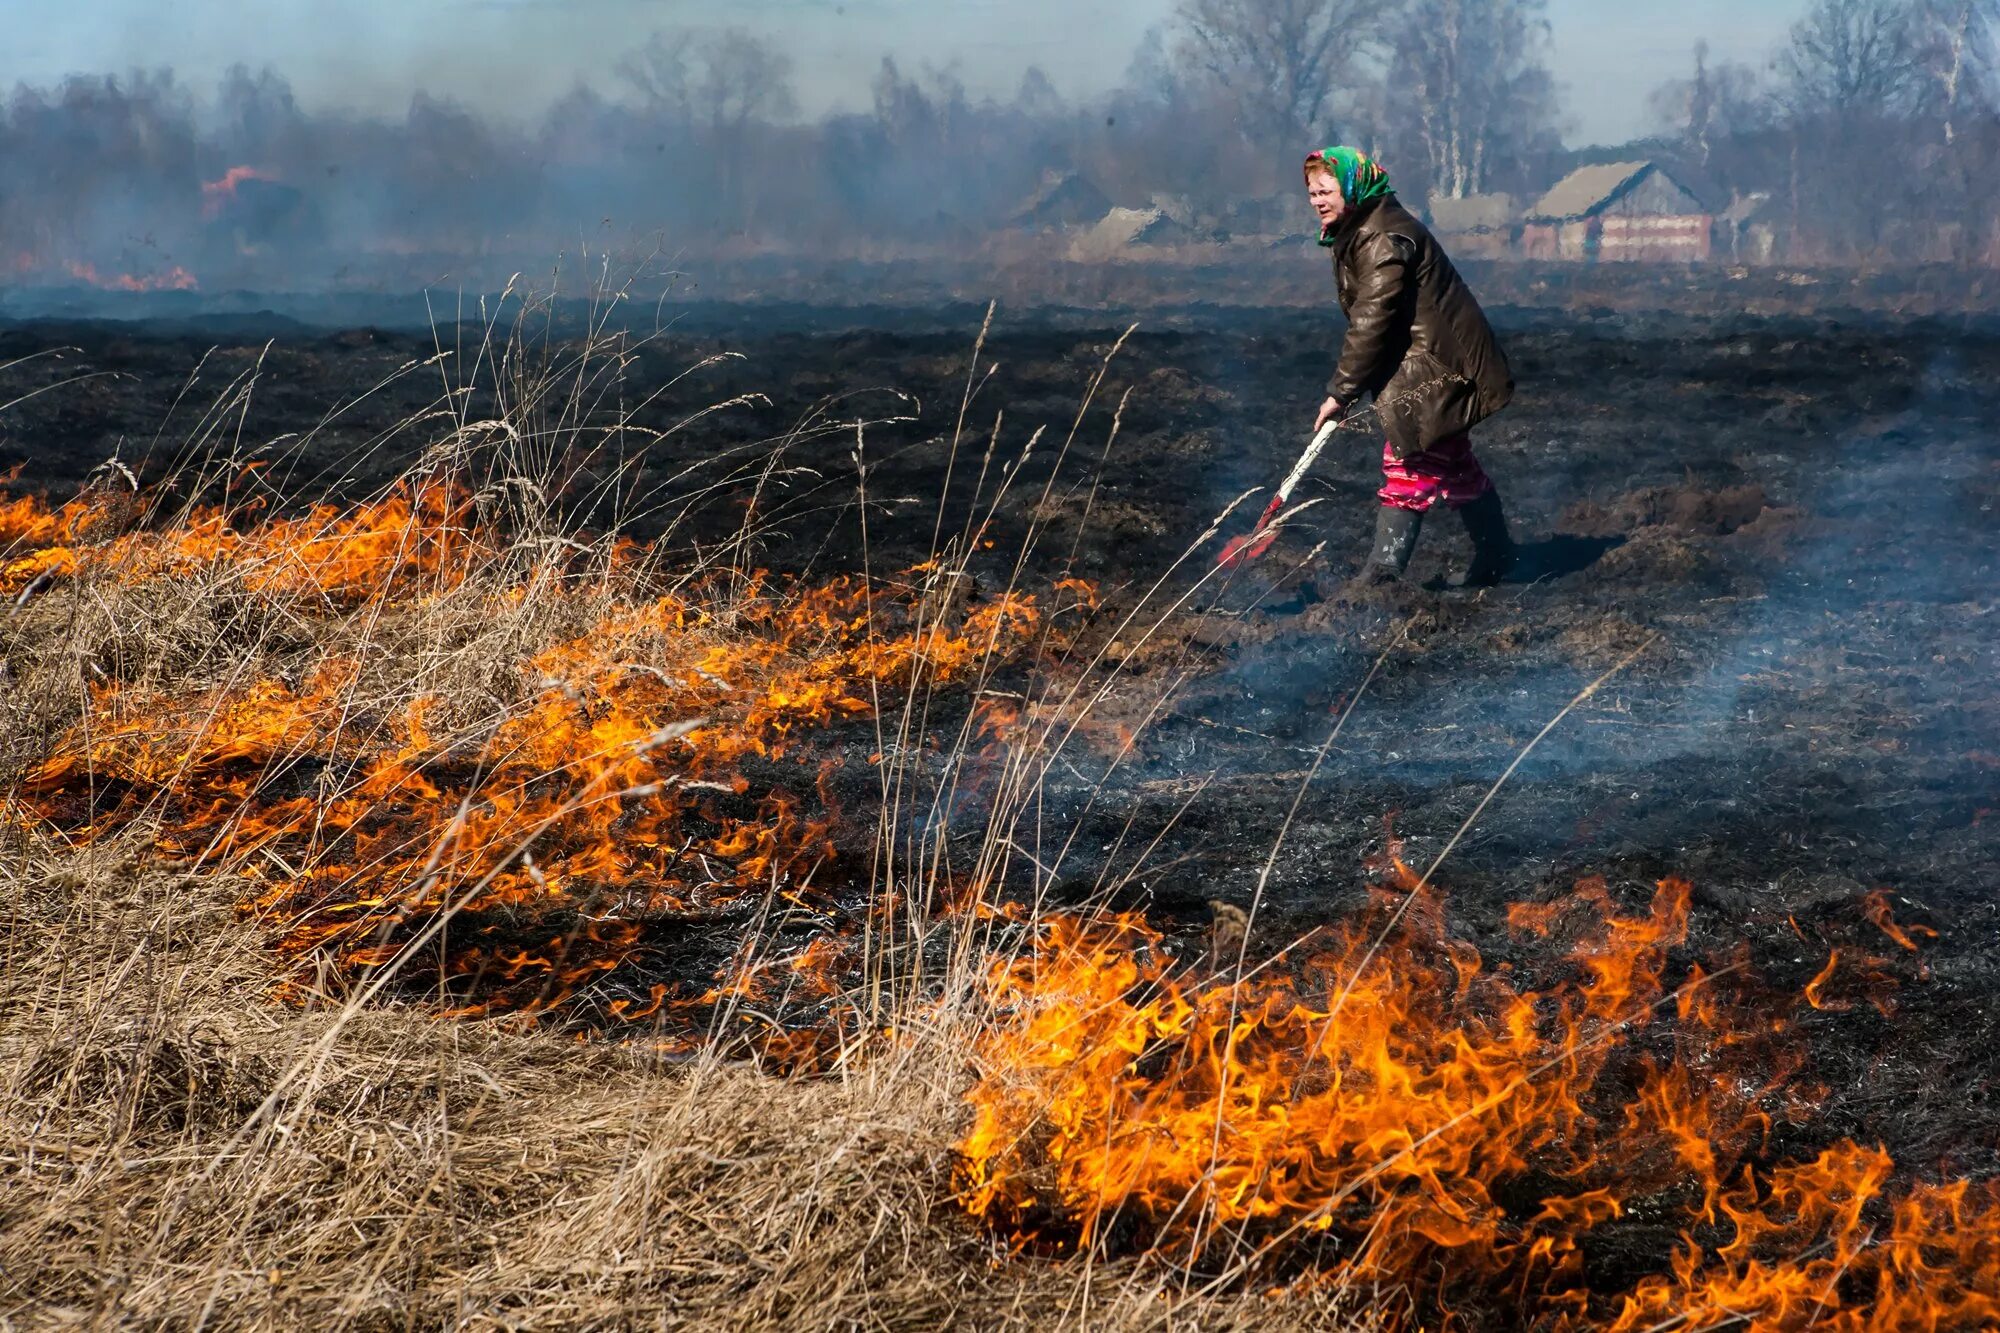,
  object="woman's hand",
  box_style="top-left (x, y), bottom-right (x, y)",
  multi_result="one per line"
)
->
top-left (1313, 396), bottom-right (1346, 433)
